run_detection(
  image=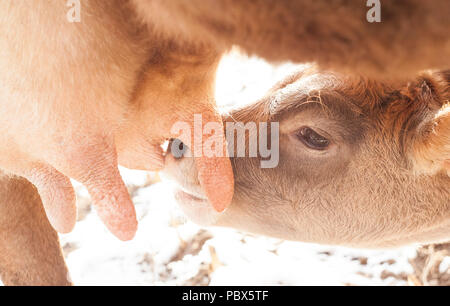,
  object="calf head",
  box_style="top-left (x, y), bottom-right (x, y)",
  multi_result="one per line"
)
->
top-left (164, 66), bottom-right (450, 248)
